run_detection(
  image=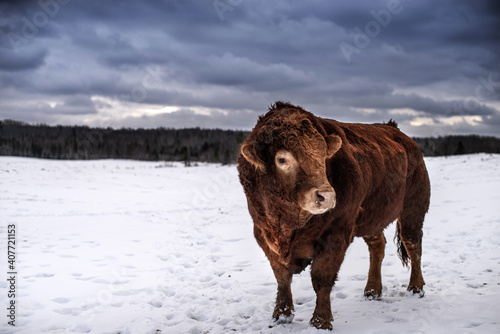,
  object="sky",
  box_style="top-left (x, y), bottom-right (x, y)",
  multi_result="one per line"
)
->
top-left (0, 0), bottom-right (499, 137)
